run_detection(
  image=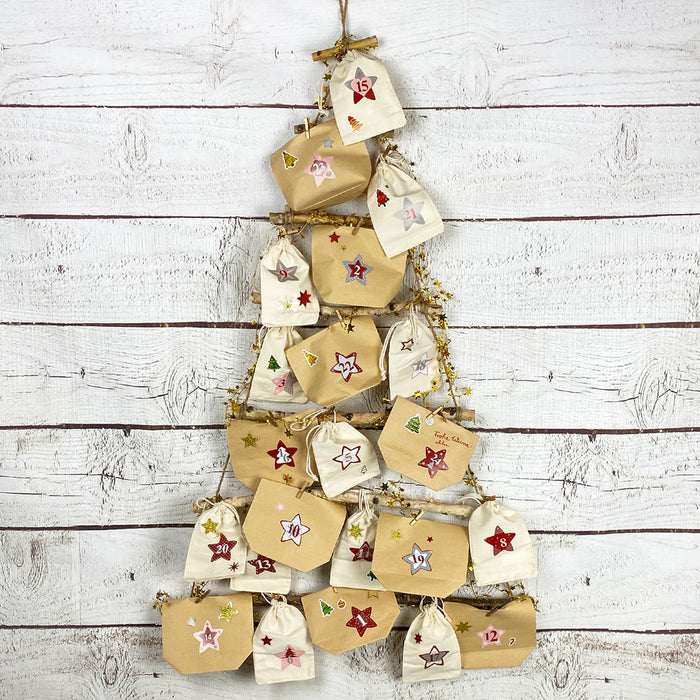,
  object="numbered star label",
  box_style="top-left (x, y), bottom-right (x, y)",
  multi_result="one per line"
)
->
top-left (304, 152), bottom-right (336, 187)
top-left (418, 446), bottom-right (449, 479)
top-left (330, 351), bottom-right (363, 382)
top-left (343, 254), bottom-right (373, 285)
top-left (280, 513), bottom-right (310, 546)
top-left (275, 644), bottom-right (306, 669)
top-left (349, 540), bottom-right (374, 562)
top-left (394, 197), bottom-right (426, 231)
top-left (419, 645), bottom-right (449, 669)
top-left (402, 543), bottom-right (433, 575)
top-left (266, 440), bottom-right (298, 469)
top-left (272, 371), bottom-right (297, 396)
top-left (332, 445), bottom-right (362, 470)
top-left (411, 352), bottom-right (435, 378)
top-left (248, 554), bottom-right (277, 575)
top-left (208, 533), bottom-right (237, 562)
top-left (344, 66), bottom-right (378, 103)
top-left (193, 620), bottom-right (224, 653)
top-left (484, 525), bottom-right (516, 555)
top-left (346, 606), bottom-right (377, 637)
top-left (268, 259), bottom-right (299, 282)
top-left (477, 623), bottom-right (505, 647)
